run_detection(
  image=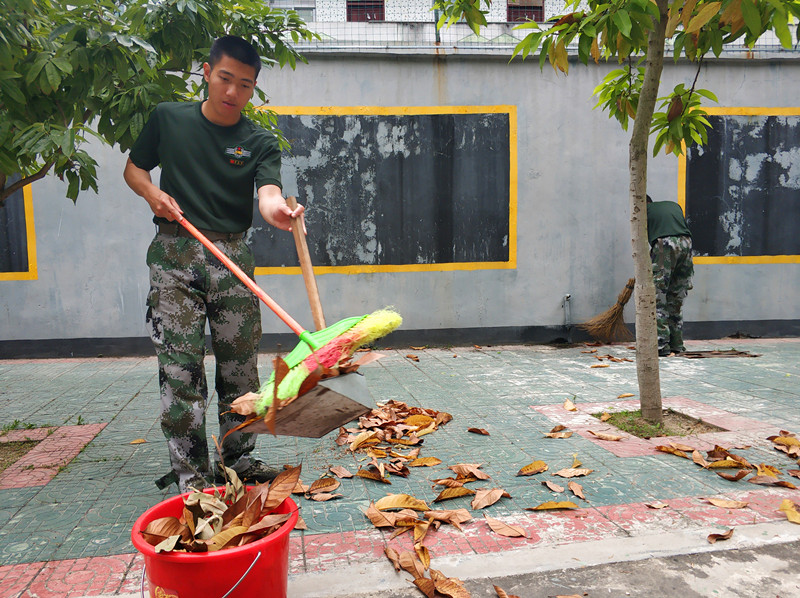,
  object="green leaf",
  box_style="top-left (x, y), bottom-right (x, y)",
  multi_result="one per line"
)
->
top-left (25, 53), bottom-right (50, 85)
top-left (695, 88), bottom-right (718, 102)
top-left (44, 62), bottom-right (61, 93)
top-left (739, 0), bottom-right (762, 36)
top-left (612, 10), bottom-right (633, 37)
top-left (772, 11), bottom-right (792, 49)
top-left (0, 79), bottom-right (26, 104)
